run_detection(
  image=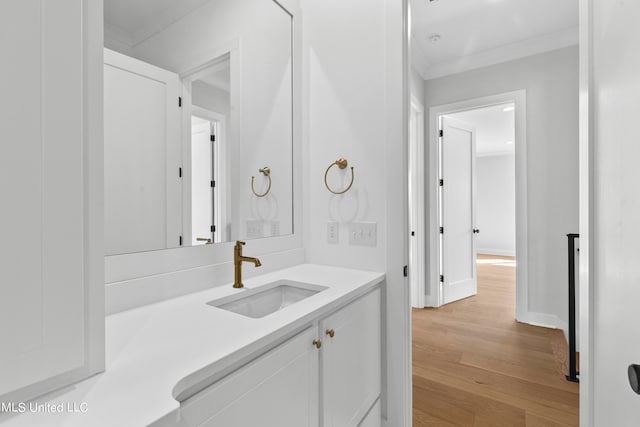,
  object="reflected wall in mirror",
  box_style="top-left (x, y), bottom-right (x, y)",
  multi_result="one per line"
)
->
top-left (104, 0), bottom-right (293, 256)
